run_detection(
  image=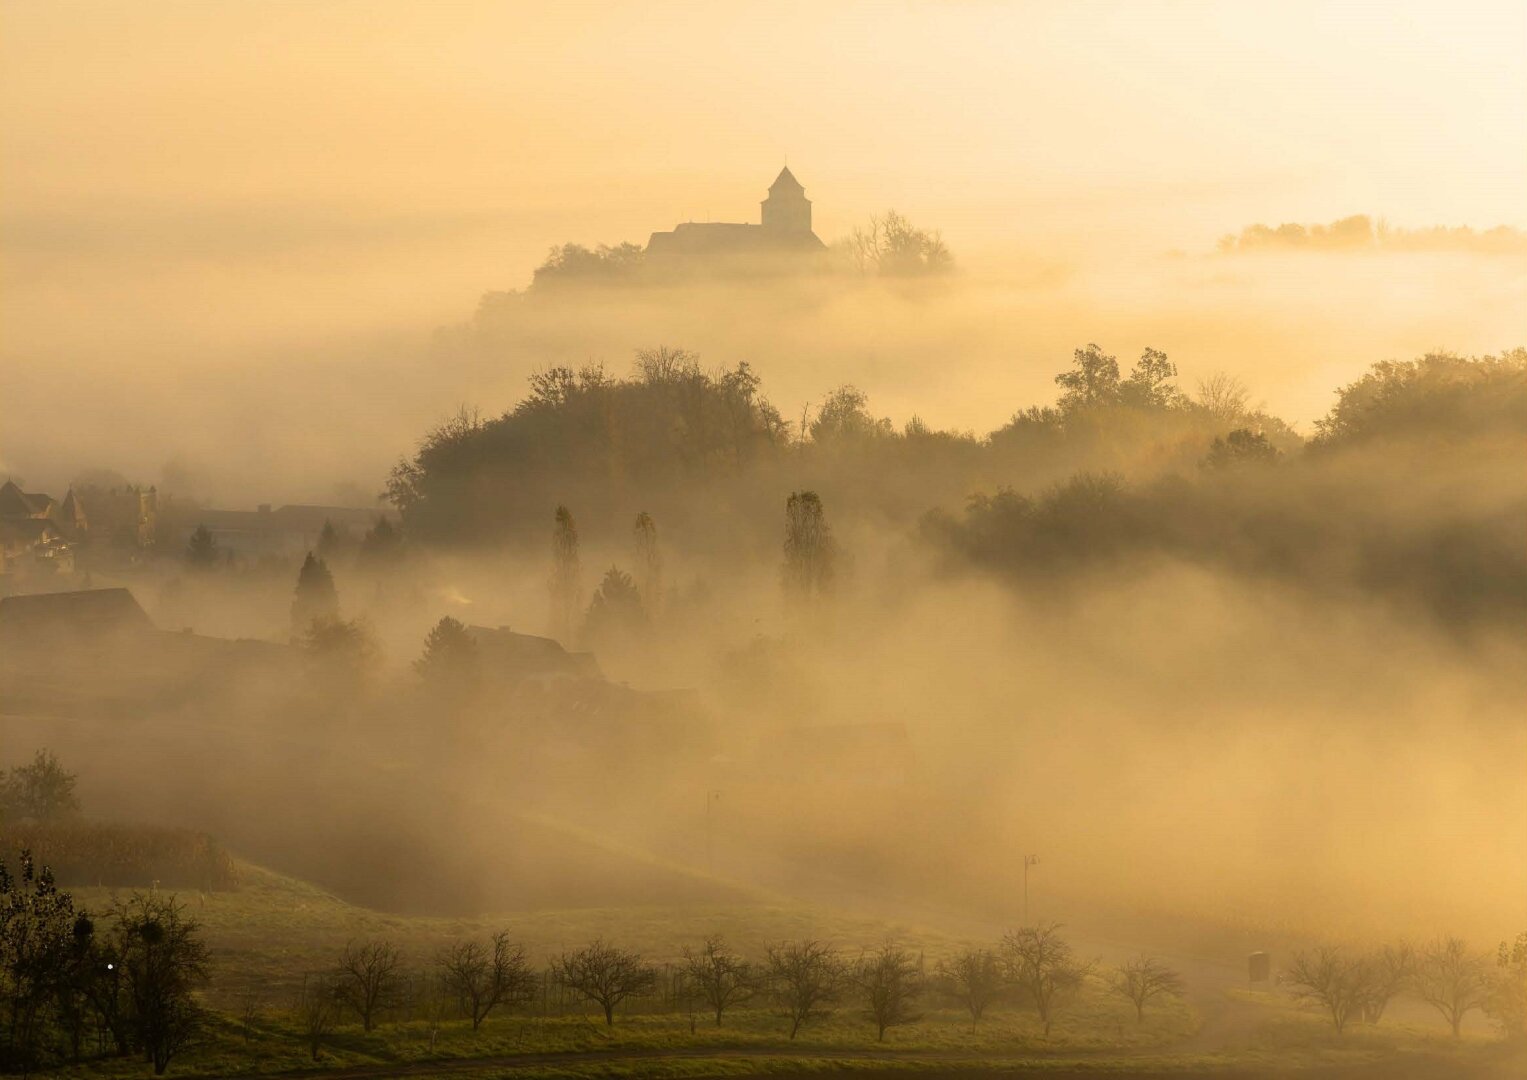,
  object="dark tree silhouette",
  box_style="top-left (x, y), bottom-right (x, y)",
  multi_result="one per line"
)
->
top-left (334, 939), bottom-right (402, 1032)
top-left (292, 552), bottom-right (339, 633)
top-left (852, 942), bottom-right (922, 1041)
top-left (184, 524), bottom-right (218, 569)
top-left (935, 948), bottom-right (1006, 1027)
top-left (682, 936), bottom-right (756, 1027)
top-left (1107, 956), bottom-right (1183, 1022)
top-left (765, 940), bottom-right (842, 1039)
top-left (439, 931), bottom-right (536, 1030)
top-left (556, 940), bottom-right (656, 1026)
